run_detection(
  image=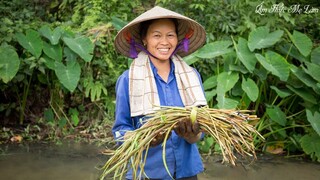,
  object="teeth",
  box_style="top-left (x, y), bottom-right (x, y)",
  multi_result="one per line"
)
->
top-left (158, 48), bottom-right (169, 52)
